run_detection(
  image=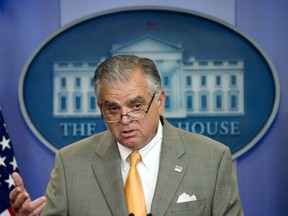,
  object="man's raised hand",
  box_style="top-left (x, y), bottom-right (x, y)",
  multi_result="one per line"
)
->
top-left (9, 172), bottom-right (46, 216)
